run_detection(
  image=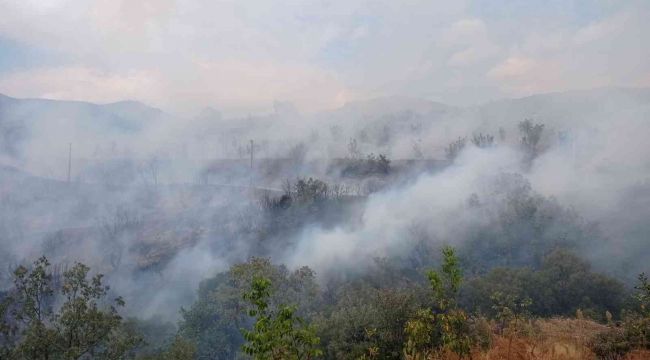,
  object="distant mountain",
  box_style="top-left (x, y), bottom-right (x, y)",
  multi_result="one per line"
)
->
top-left (317, 96), bottom-right (458, 145)
top-left (0, 94), bottom-right (172, 160)
top-left (333, 96), bottom-right (455, 118)
top-left (99, 100), bottom-right (166, 129)
top-left (2, 87), bottom-right (649, 162)
top-left (0, 164), bottom-right (56, 185)
top-left (472, 87), bottom-right (650, 126)
top-left (0, 94), bottom-right (167, 133)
